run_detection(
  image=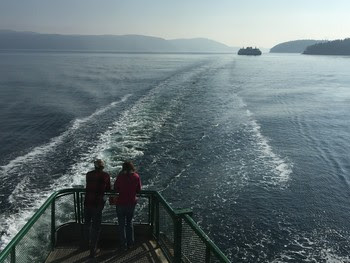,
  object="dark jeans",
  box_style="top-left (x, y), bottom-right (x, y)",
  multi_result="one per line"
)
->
top-left (116, 205), bottom-right (136, 247)
top-left (84, 206), bottom-right (103, 251)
